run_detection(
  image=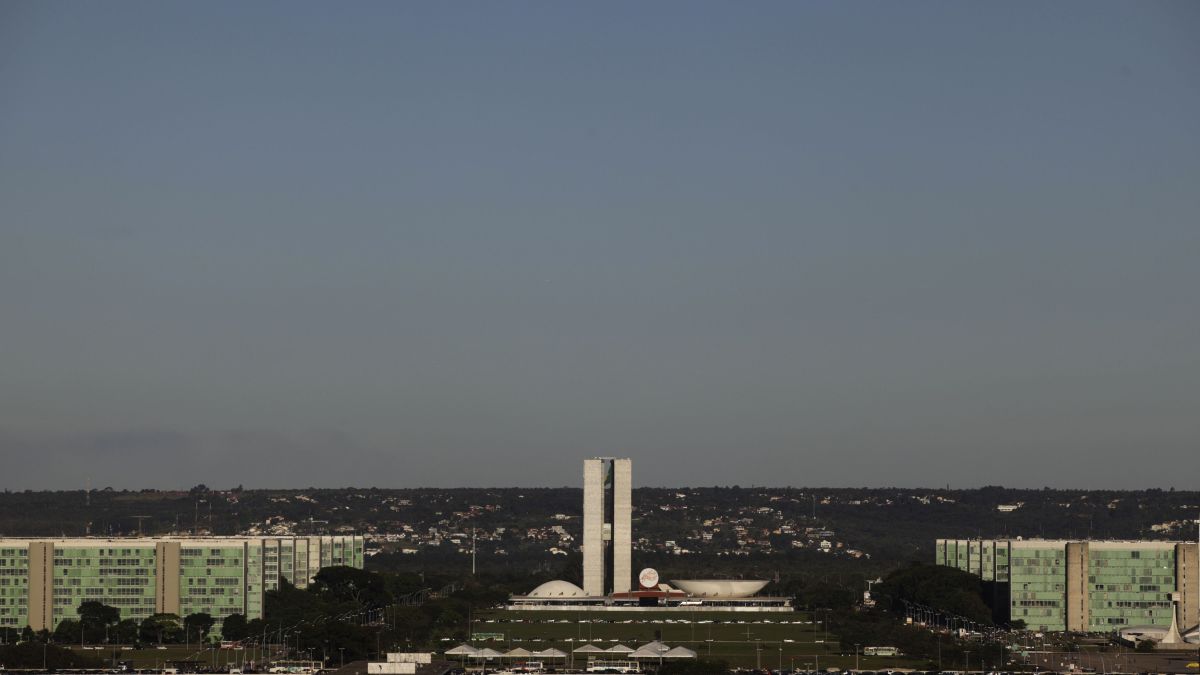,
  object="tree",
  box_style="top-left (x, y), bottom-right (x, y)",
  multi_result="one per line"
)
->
top-left (78, 600), bottom-right (121, 627)
top-left (309, 566), bottom-right (392, 609)
top-left (184, 612), bottom-right (215, 643)
top-left (53, 618), bottom-right (81, 644)
top-left (435, 608), bottom-right (464, 630)
top-left (78, 601), bottom-right (121, 643)
top-left (139, 613), bottom-right (183, 644)
top-left (221, 613), bottom-right (249, 641)
top-left (874, 564), bottom-right (994, 624)
top-left (390, 607), bottom-right (432, 645)
top-left (244, 617), bottom-right (268, 641)
top-left (791, 579), bottom-right (859, 610)
top-left (115, 618), bottom-right (140, 645)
